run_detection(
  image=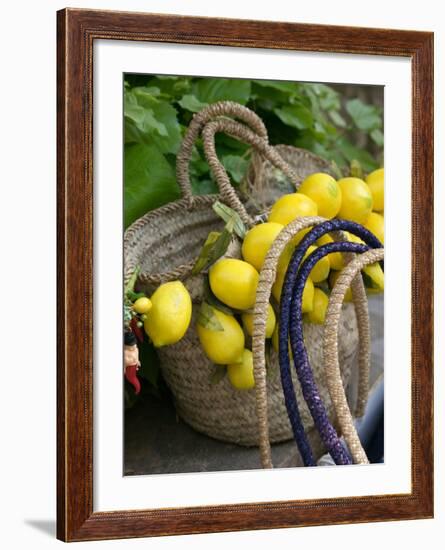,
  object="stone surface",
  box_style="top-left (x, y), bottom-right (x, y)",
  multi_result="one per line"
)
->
top-left (124, 295), bottom-right (384, 476)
